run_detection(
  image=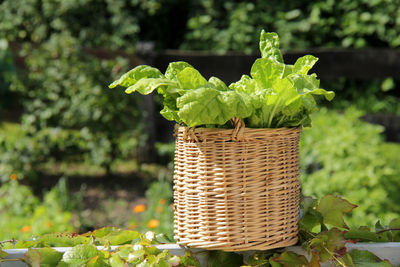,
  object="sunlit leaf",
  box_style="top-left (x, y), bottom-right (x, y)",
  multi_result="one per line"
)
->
top-left (109, 65), bottom-right (163, 88)
top-left (60, 244), bottom-right (100, 266)
top-left (97, 230), bottom-right (140, 245)
top-left (26, 248), bottom-right (63, 267)
top-left (109, 254), bottom-right (129, 267)
top-left (316, 195), bottom-right (357, 229)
